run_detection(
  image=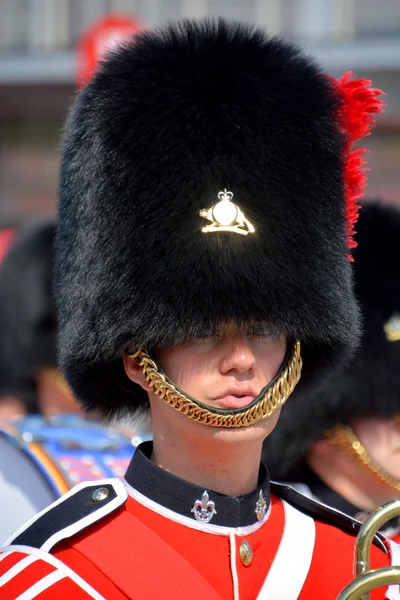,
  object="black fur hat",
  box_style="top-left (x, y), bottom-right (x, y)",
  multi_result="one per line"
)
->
top-left (0, 220), bottom-right (57, 393)
top-left (263, 202), bottom-right (400, 480)
top-left (57, 19), bottom-right (378, 418)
